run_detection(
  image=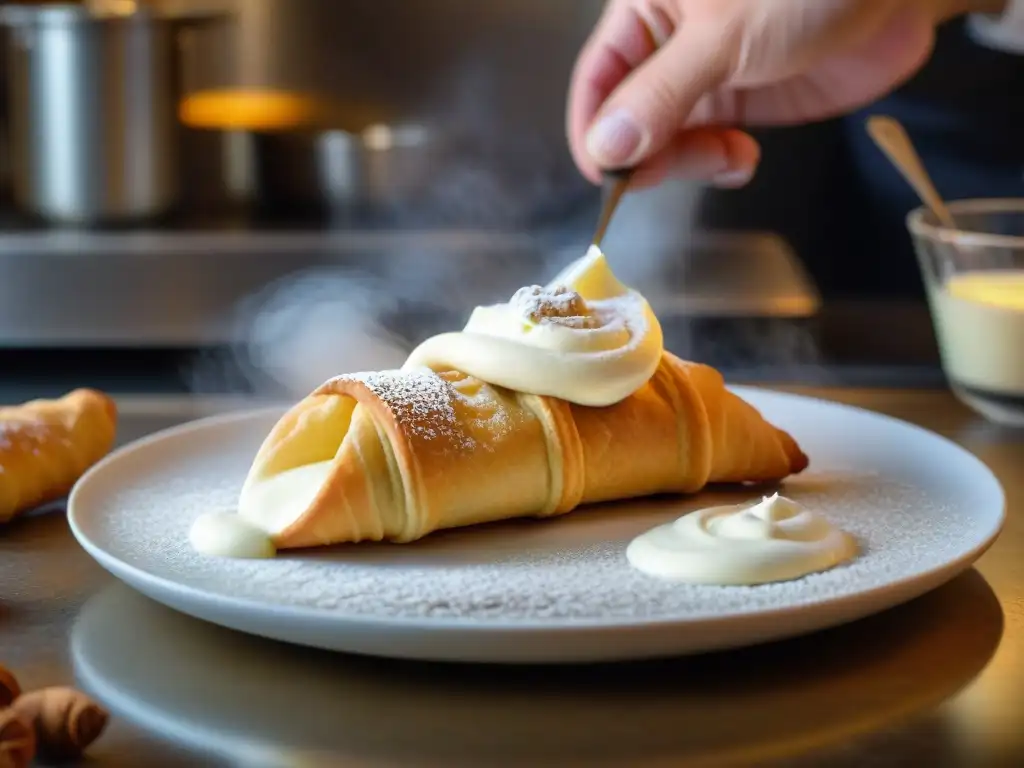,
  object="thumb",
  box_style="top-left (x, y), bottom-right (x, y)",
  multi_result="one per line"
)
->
top-left (585, 20), bottom-right (733, 169)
